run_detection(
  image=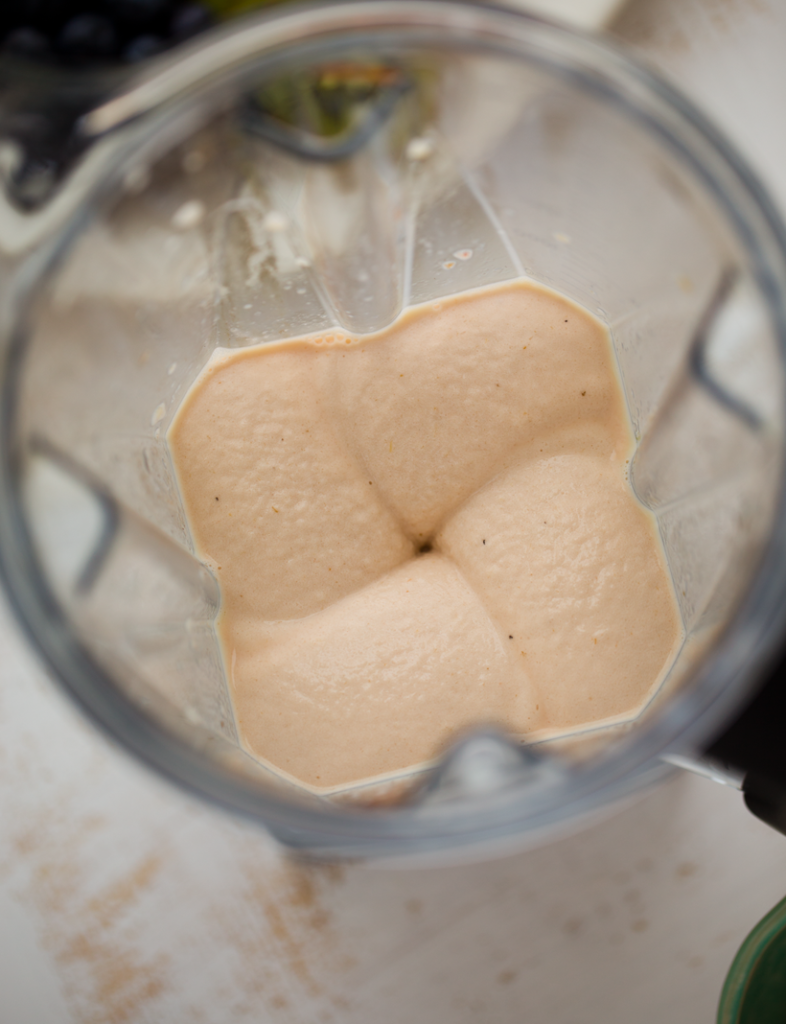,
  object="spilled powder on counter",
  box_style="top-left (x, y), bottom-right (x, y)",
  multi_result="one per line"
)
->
top-left (168, 280), bottom-right (682, 791)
